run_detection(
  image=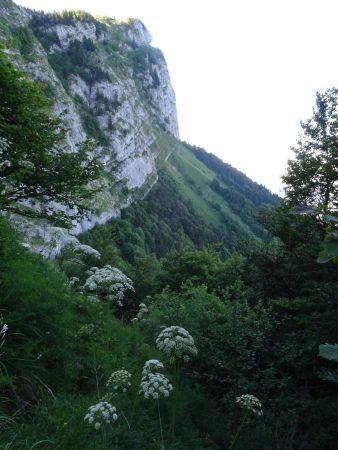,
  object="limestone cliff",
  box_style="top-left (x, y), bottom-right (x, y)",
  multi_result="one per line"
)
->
top-left (0, 0), bottom-right (179, 255)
